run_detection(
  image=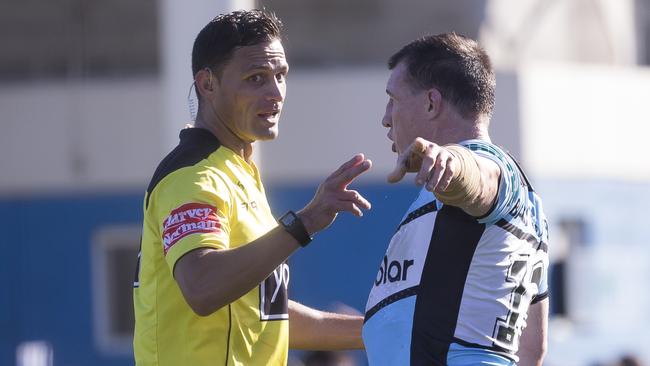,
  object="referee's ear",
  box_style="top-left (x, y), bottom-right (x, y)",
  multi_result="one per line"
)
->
top-left (195, 67), bottom-right (216, 100)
